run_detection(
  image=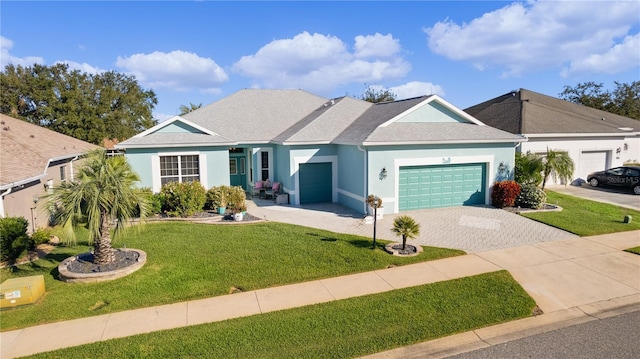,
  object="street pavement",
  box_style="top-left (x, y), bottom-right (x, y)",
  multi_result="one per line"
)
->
top-left (548, 183), bottom-right (640, 211)
top-left (1, 202), bottom-right (639, 358)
